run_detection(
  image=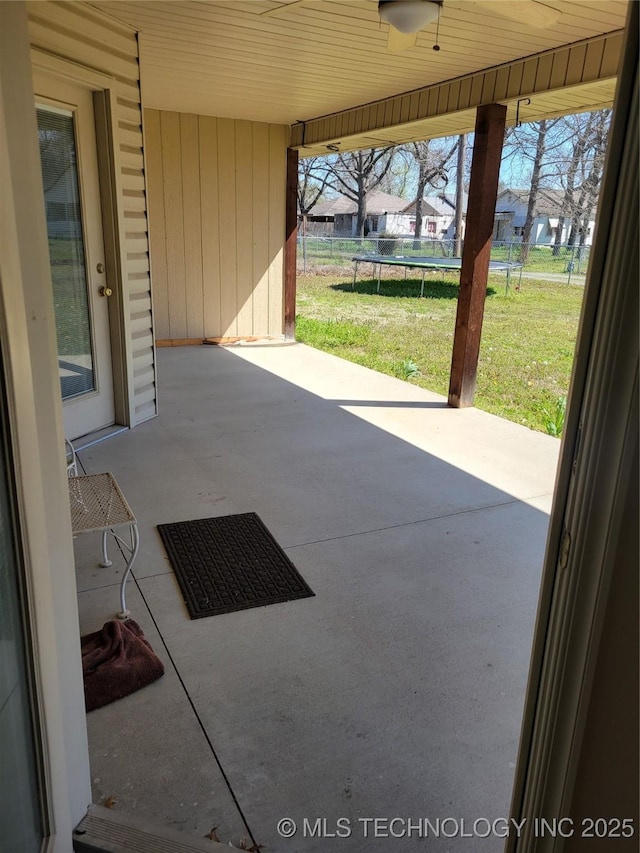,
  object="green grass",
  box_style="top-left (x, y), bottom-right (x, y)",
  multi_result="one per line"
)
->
top-left (296, 272), bottom-right (583, 434)
top-left (48, 238), bottom-right (92, 357)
